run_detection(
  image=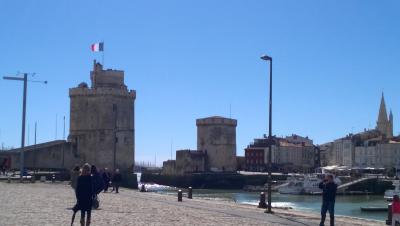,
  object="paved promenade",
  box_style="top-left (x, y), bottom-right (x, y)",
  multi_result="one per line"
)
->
top-left (0, 182), bottom-right (383, 226)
